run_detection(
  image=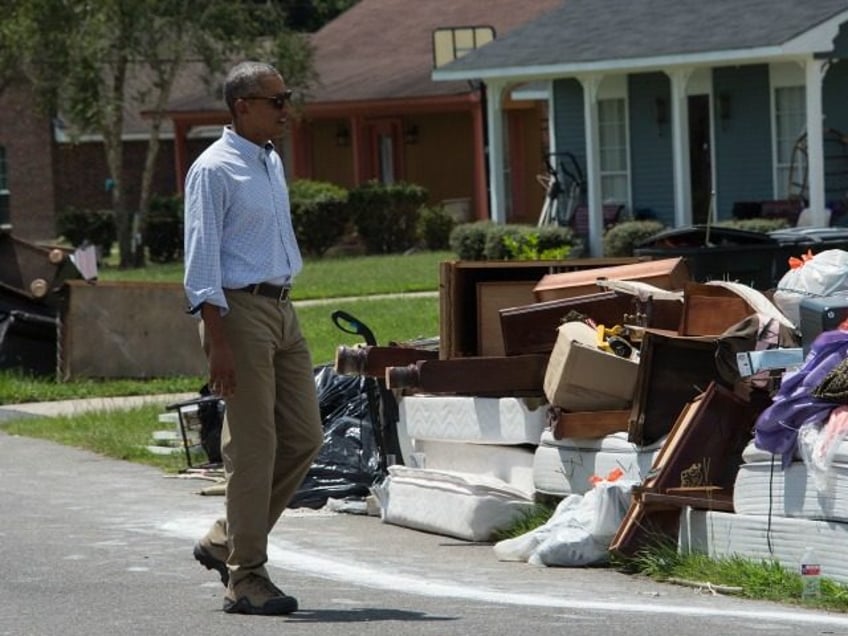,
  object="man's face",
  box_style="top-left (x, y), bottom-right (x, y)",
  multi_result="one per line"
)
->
top-left (240, 73), bottom-right (290, 140)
